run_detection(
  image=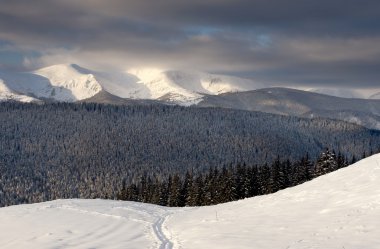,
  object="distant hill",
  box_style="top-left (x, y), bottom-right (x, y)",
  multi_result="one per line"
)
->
top-left (198, 87), bottom-right (380, 130)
